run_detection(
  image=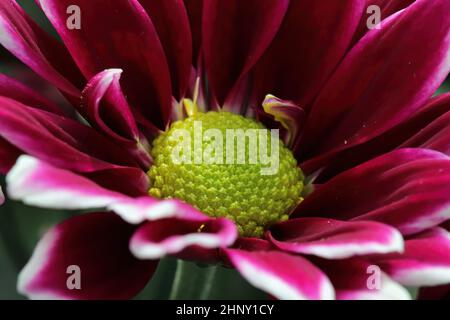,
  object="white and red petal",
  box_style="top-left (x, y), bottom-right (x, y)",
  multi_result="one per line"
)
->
top-left (18, 212), bottom-right (157, 300)
top-left (223, 249), bottom-right (335, 300)
top-left (38, 0), bottom-right (172, 130)
top-left (268, 218), bottom-right (403, 259)
top-left (301, 0), bottom-right (450, 168)
top-left (6, 155), bottom-right (216, 225)
top-left (376, 227), bottom-right (450, 287)
top-left (295, 149), bottom-right (450, 236)
top-left (0, 0), bottom-right (83, 96)
top-left (0, 185), bottom-right (4, 205)
top-left (130, 216), bottom-right (237, 261)
top-left (317, 258), bottom-right (411, 300)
